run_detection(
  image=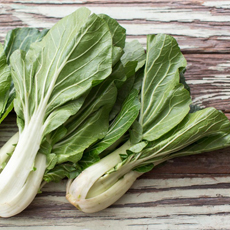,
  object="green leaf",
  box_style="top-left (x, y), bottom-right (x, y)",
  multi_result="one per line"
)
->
top-left (143, 107), bottom-right (230, 159)
top-left (0, 27), bottom-right (48, 124)
top-left (122, 61), bottom-right (138, 79)
top-left (43, 163), bottom-right (82, 183)
top-left (134, 163), bottom-right (154, 173)
top-left (63, 79), bottom-right (117, 139)
top-left (53, 107), bottom-right (112, 164)
top-left (121, 40), bottom-right (146, 75)
top-left (47, 125), bottom-right (68, 147)
top-left (189, 104), bottom-right (203, 113)
top-left (88, 89), bottom-right (140, 155)
top-left (109, 75), bottom-right (135, 121)
top-left (45, 153), bottom-right (58, 171)
top-left (112, 46), bottom-right (123, 67)
top-left (0, 43), bottom-right (11, 123)
top-left (129, 120), bottom-right (142, 144)
top-left (128, 141), bottom-right (148, 154)
top-left (171, 132), bottom-right (230, 159)
top-left (0, 100), bottom-right (13, 124)
top-left (143, 84), bottom-right (192, 141)
top-left (99, 14), bottom-right (126, 49)
top-left (52, 83), bottom-right (117, 164)
top-left (79, 151), bottom-right (100, 170)
top-left (179, 68), bottom-right (190, 93)
top-left (140, 34), bottom-right (190, 141)
top-left (109, 41), bottom-right (145, 120)
top-left (109, 61), bottom-right (127, 89)
top-left (10, 7), bottom-right (113, 136)
top-left (98, 14), bottom-right (126, 67)
top-left (4, 28), bottom-right (48, 64)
